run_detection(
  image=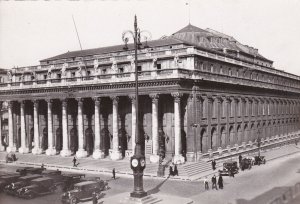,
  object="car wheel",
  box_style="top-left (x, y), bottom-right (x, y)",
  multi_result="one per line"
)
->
top-left (70, 197), bottom-right (78, 204)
